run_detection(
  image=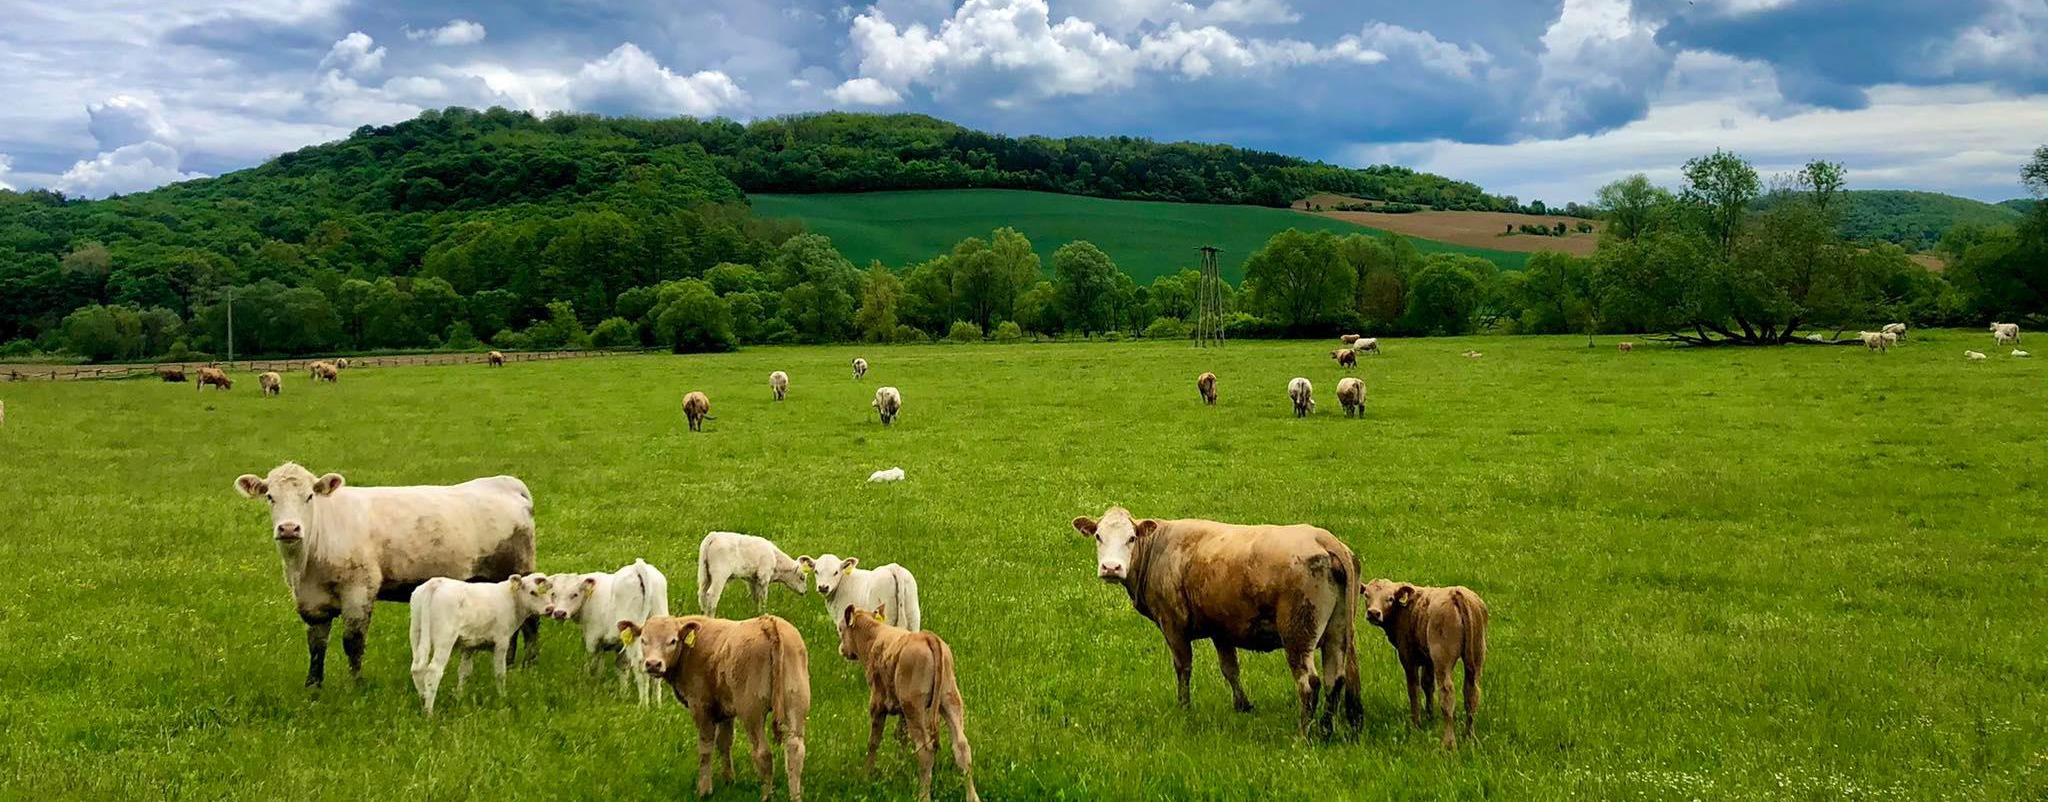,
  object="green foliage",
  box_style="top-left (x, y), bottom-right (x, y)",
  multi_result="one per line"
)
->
top-left (522, 301), bottom-right (588, 349)
top-left (1143, 316), bottom-right (1190, 340)
top-left (1052, 240), bottom-right (1119, 335)
top-left (946, 320), bottom-right (982, 343)
top-left (1836, 191), bottom-right (2024, 247)
top-left (992, 320), bottom-right (1025, 341)
top-left (1242, 229), bottom-right (1354, 331)
top-left (589, 317), bottom-right (638, 348)
top-left (648, 279), bottom-right (735, 353)
top-left (770, 233), bottom-right (859, 343)
top-left (491, 329), bottom-right (527, 350)
top-left (1404, 258), bottom-right (1483, 335)
top-left (442, 321), bottom-right (482, 351)
top-left (1681, 150), bottom-right (1761, 257)
top-left (854, 263), bottom-right (903, 344)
